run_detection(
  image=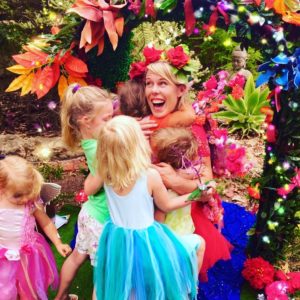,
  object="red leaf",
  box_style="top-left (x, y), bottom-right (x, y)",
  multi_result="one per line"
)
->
top-left (35, 66), bottom-right (54, 99)
top-left (73, 0), bottom-right (98, 7)
top-left (80, 20), bottom-right (92, 48)
top-left (64, 56), bottom-right (88, 75)
top-left (52, 62), bottom-right (61, 87)
top-left (31, 69), bottom-right (42, 93)
top-left (97, 37), bottom-right (105, 56)
top-left (67, 6), bottom-right (103, 22)
top-left (22, 46), bottom-right (49, 60)
top-left (13, 52), bottom-right (48, 68)
top-left (115, 17), bottom-right (124, 37)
